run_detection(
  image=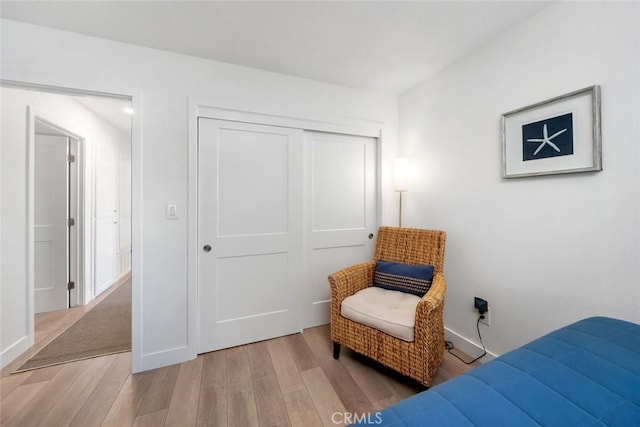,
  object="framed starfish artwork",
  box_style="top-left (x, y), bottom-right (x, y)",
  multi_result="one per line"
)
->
top-left (502, 85), bottom-right (601, 178)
